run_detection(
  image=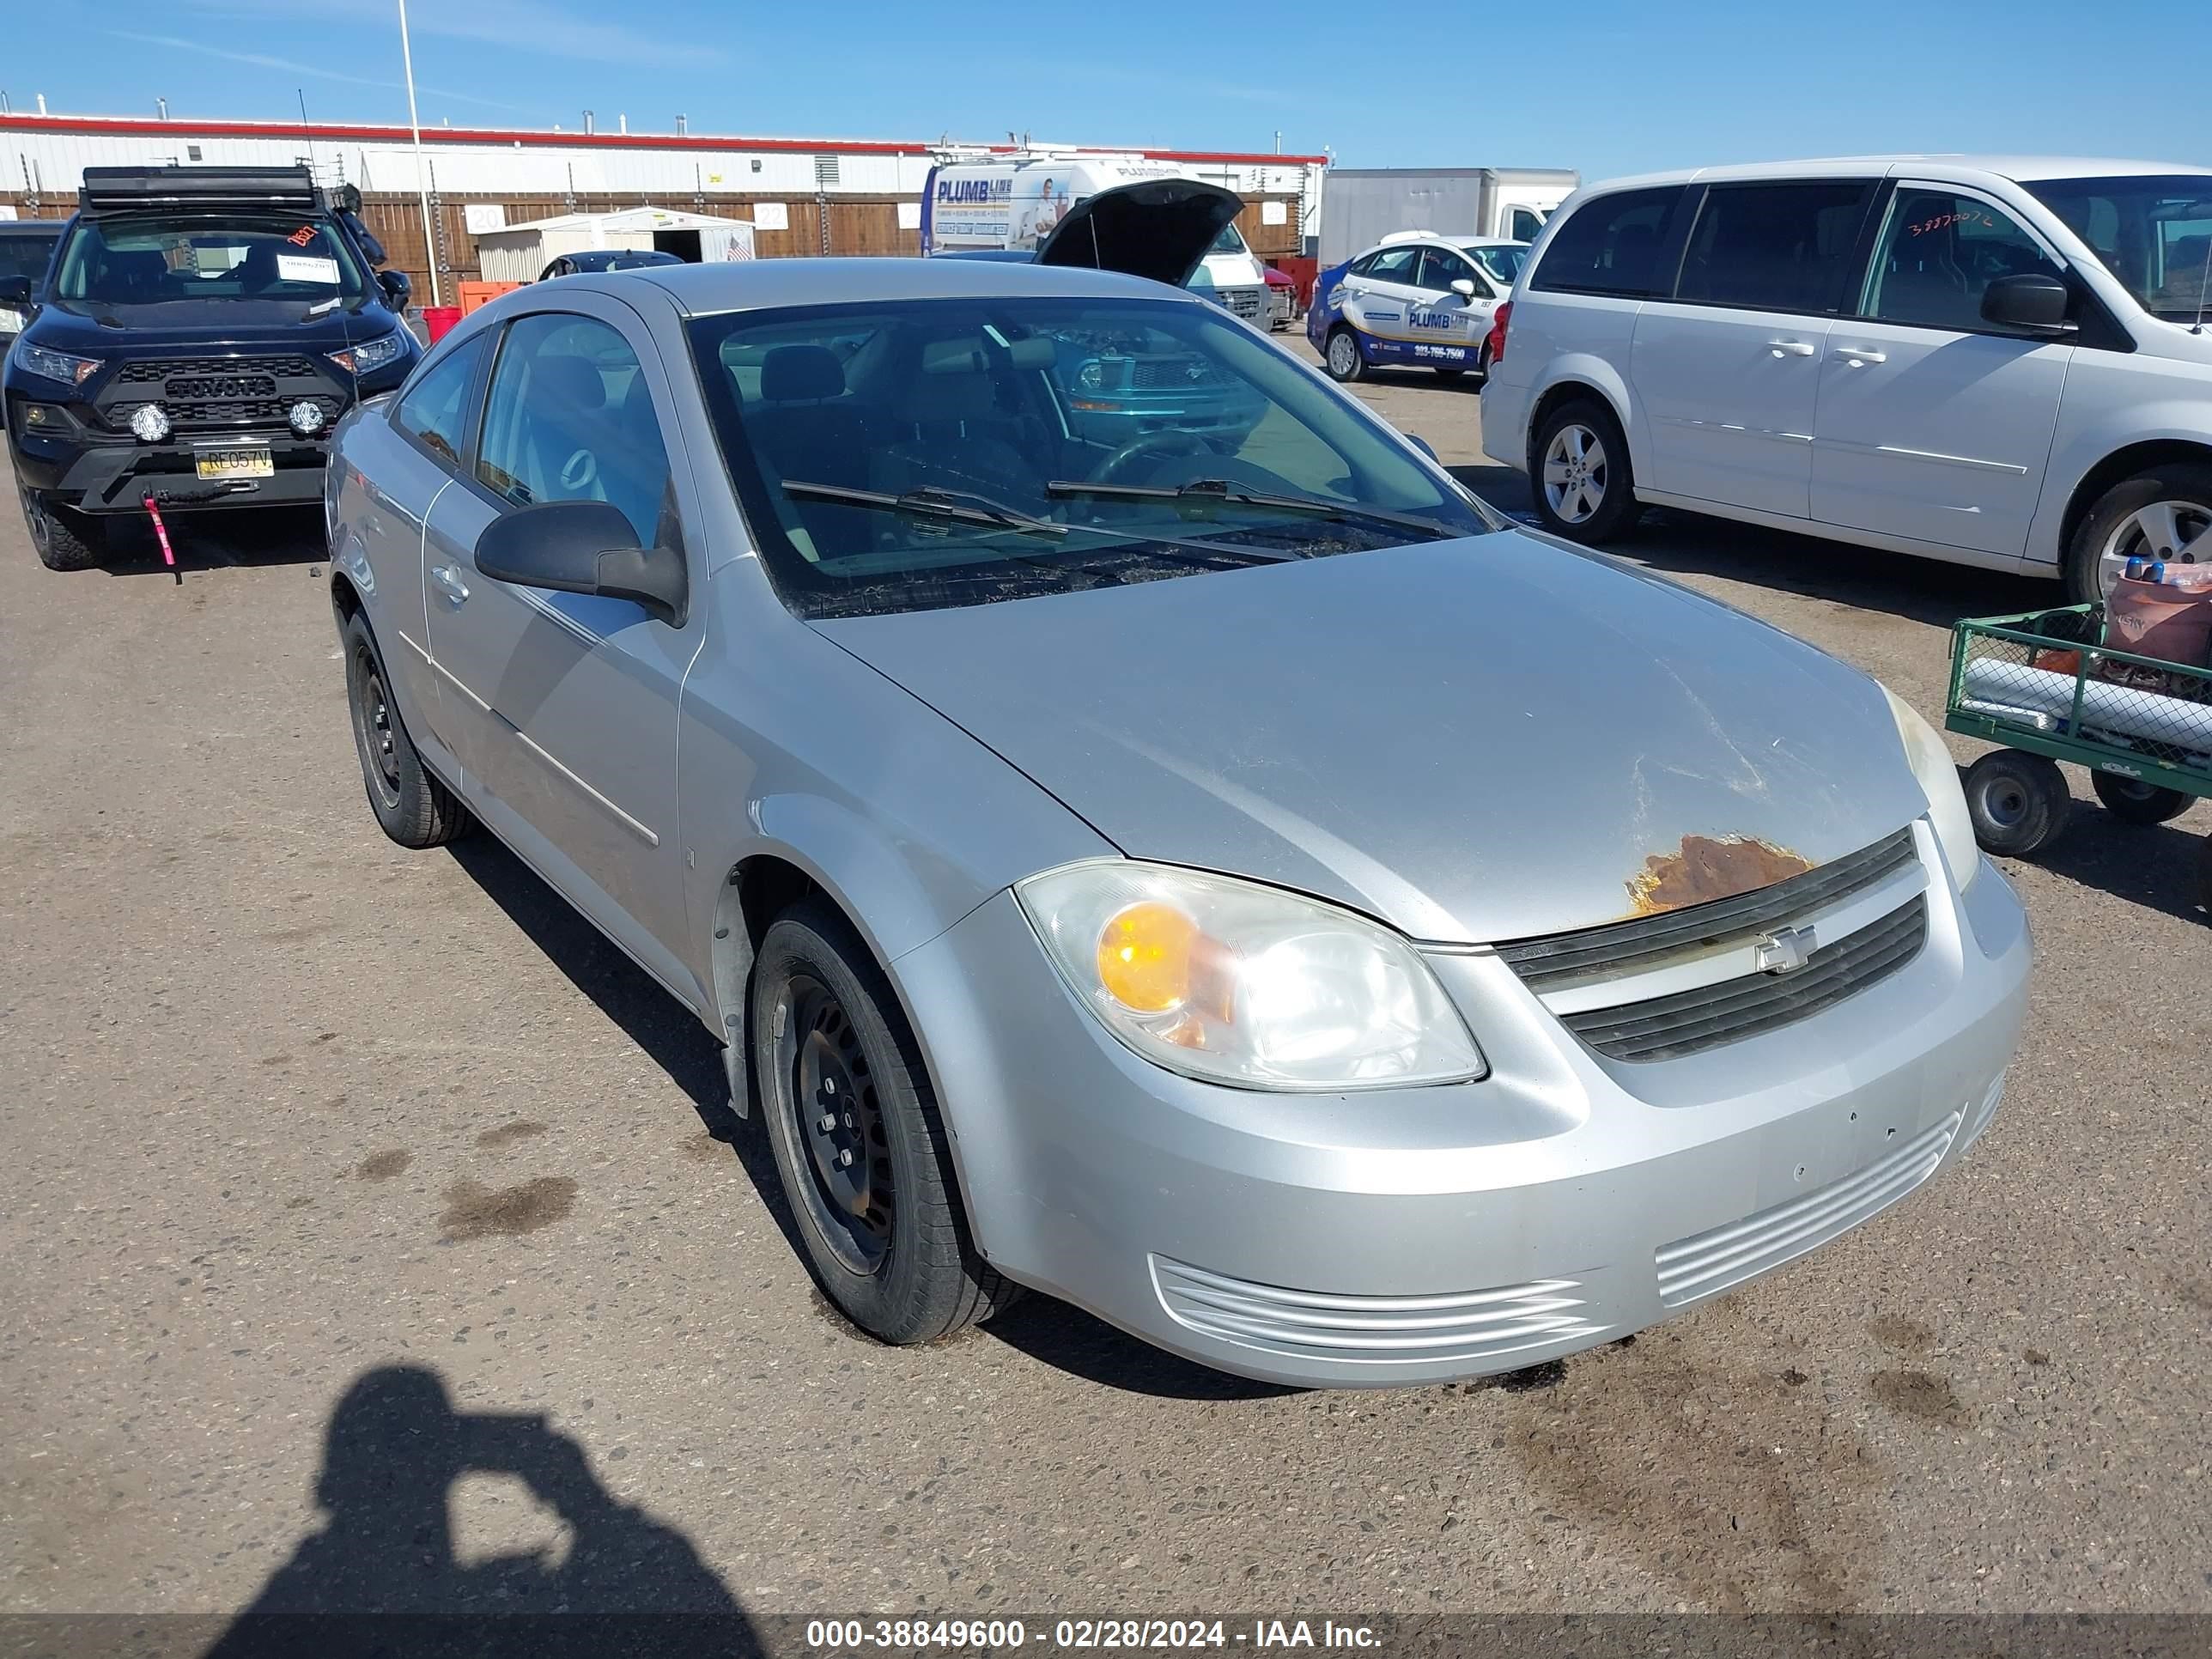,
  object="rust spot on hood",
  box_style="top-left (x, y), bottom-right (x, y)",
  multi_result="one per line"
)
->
top-left (1628, 835), bottom-right (1813, 918)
